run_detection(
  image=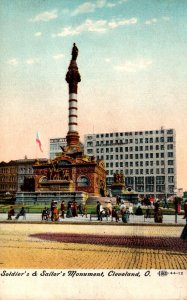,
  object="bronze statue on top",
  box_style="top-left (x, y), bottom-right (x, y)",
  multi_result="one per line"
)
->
top-left (72, 43), bottom-right (78, 61)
